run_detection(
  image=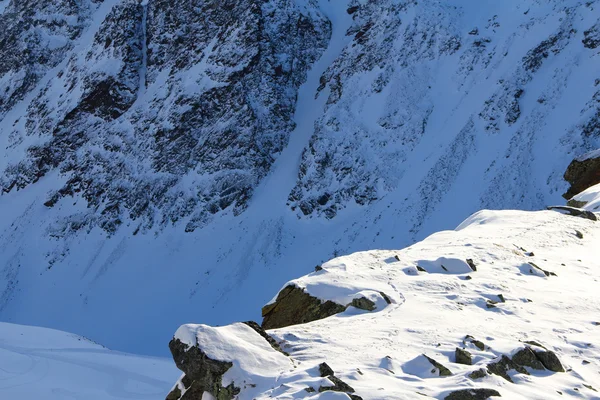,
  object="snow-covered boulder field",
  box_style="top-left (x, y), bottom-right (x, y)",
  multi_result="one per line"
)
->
top-left (168, 203), bottom-right (600, 399)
